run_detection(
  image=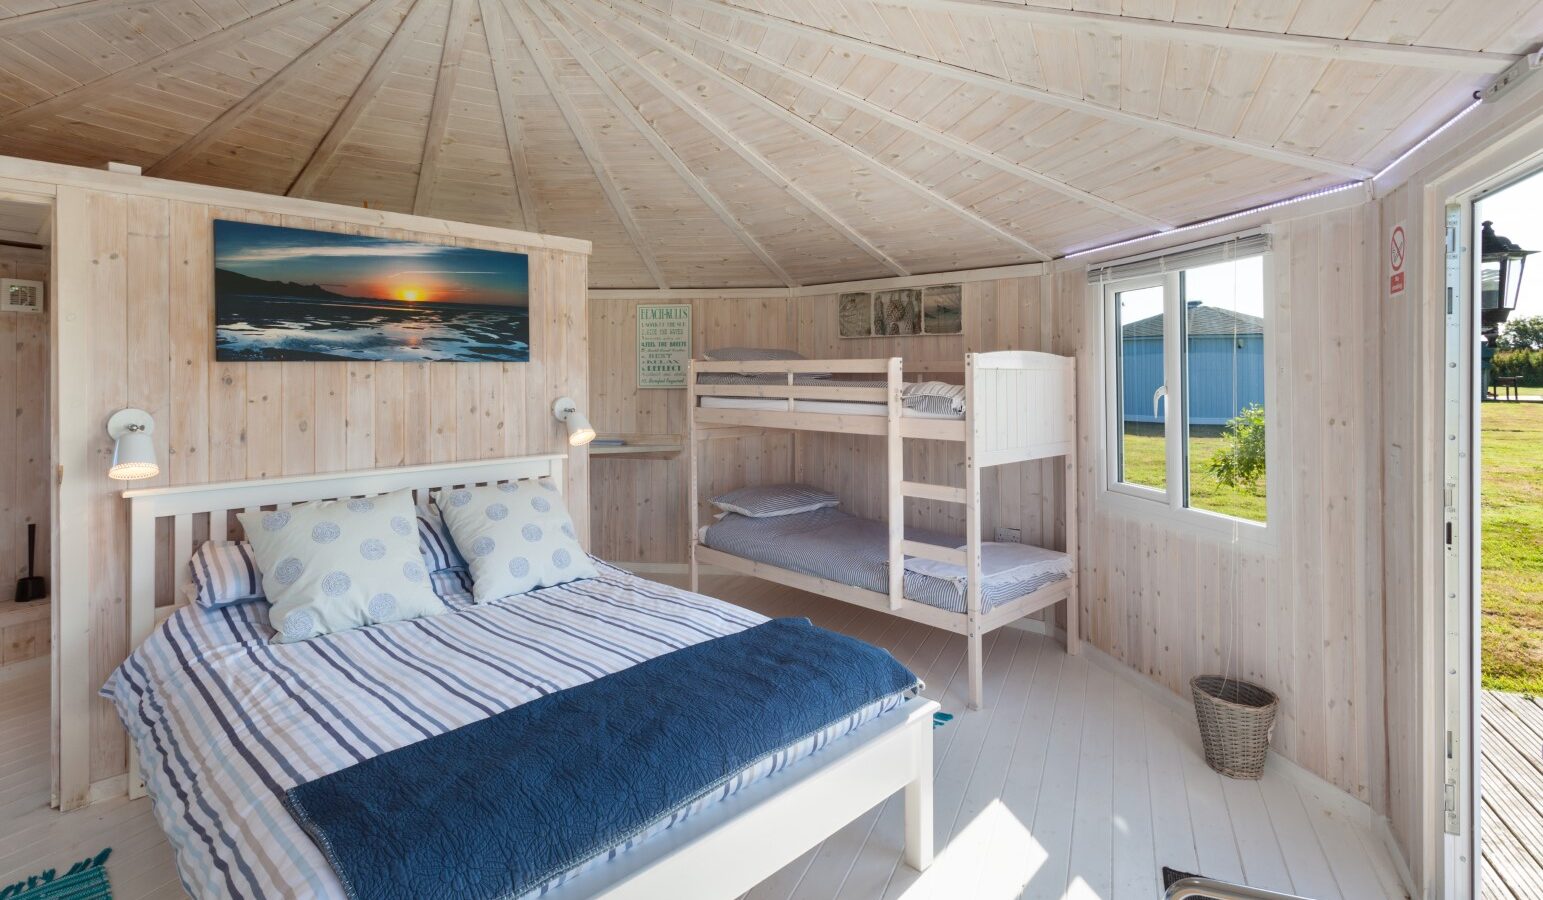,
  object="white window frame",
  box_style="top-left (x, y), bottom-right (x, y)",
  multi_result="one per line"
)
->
top-left (1096, 250), bottom-right (1277, 540)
